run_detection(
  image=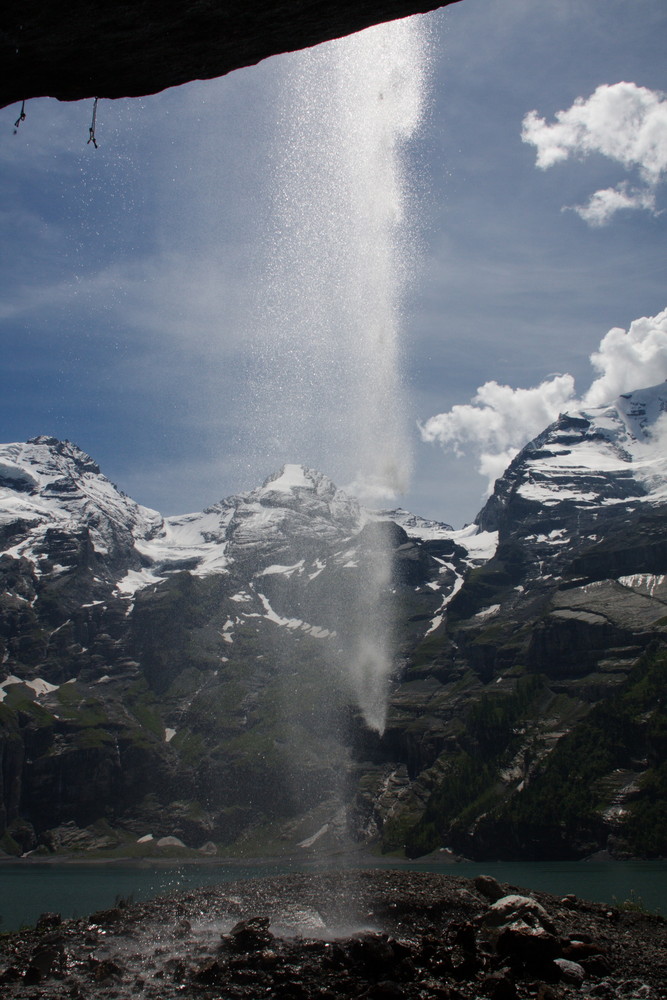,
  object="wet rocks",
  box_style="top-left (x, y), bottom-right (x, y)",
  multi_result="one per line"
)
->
top-left (35, 912), bottom-right (62, 932)
top-left (0, 870), bottom-right (665, 1000)
top-left (23, 942), bottom-right (65, 983)
top-left (225, 915), bottom-right (275, 951)
top-left (481, 894), bottom-right (560, 975)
